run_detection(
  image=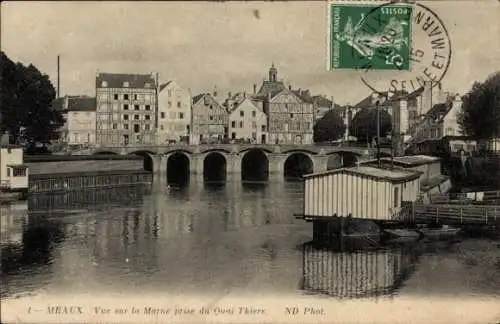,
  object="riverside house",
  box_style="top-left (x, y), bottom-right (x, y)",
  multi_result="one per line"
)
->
top-left (0, 145), bottom-right (29, 194)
